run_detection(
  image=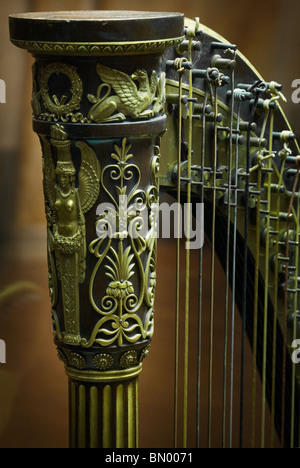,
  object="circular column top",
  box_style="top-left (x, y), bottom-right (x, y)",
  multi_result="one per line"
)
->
top-left (9, 10), bottom-right (185, 56)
